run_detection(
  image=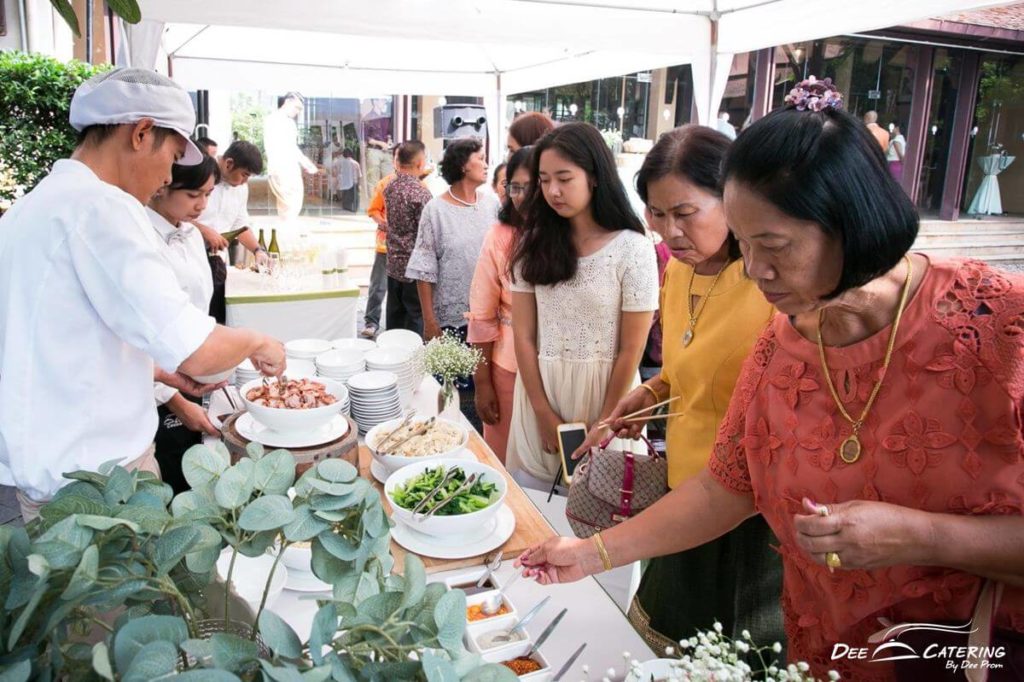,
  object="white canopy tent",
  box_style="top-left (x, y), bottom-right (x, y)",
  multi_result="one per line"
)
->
top-left (135, 0), bottom-right (1012, 162)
